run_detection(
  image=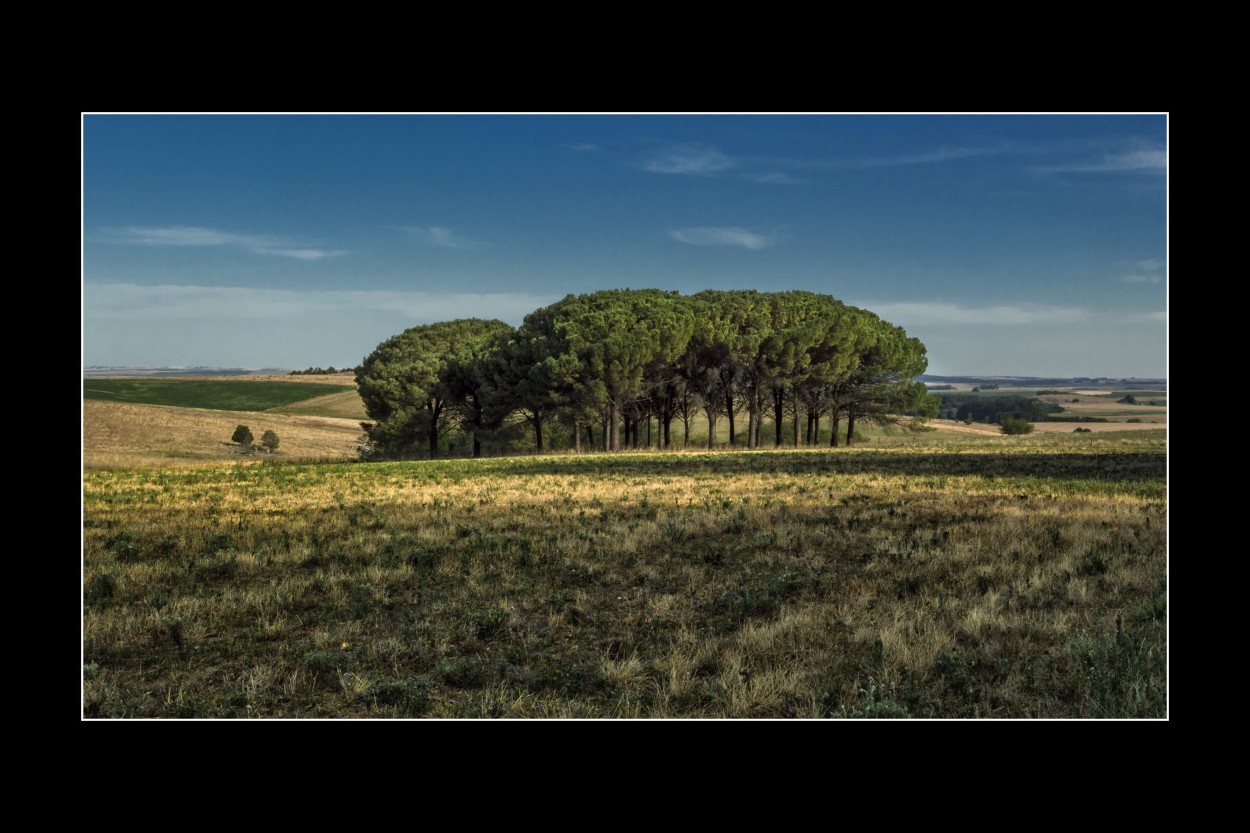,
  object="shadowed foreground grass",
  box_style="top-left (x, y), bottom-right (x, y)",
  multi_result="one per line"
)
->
top-left (82, 436), bottom-right (1166, 718)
